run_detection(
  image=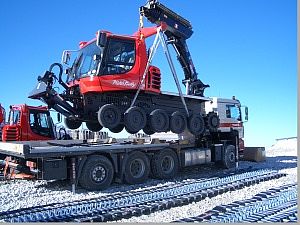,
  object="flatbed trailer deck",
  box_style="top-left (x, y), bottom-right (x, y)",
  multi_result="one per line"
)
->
top-left (0, 138), bottom-right (238, 191)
